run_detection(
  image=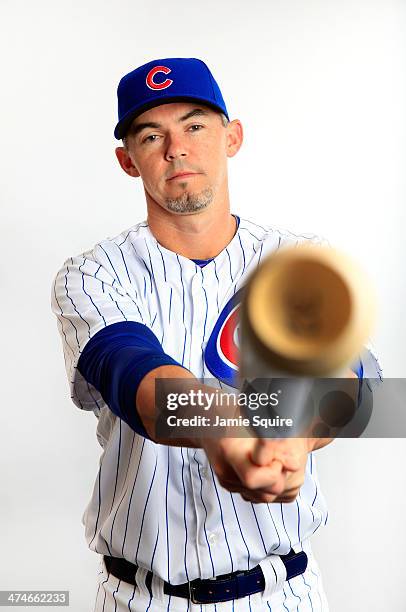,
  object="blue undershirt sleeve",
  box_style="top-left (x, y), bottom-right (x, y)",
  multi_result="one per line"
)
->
top-left (77, 321), bottom-right (182, 439)
top-left (350, 358), bottom-right (363, 380)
